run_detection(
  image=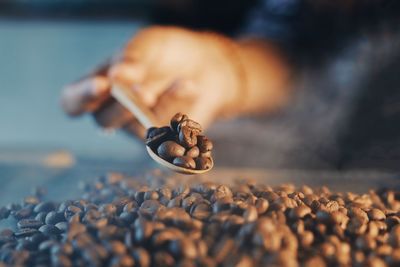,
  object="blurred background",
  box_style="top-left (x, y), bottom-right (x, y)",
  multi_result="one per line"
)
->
top-left (0, 0), bottom-right (399, 204)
